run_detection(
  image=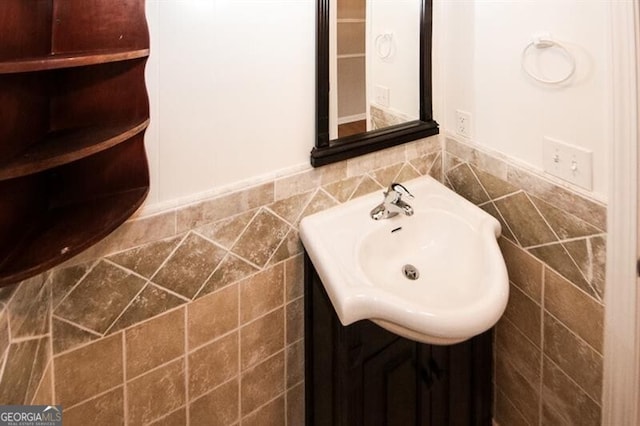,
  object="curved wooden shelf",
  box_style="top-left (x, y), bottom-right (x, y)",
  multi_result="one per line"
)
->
top-left (1, 0), bottom-right (150, 286)
top-left (0, 187), bottom-right (149, 286)
top-left (0, 48), bottom-right (149, 74)
top-left (0, 120), bottom-right (150, 181)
